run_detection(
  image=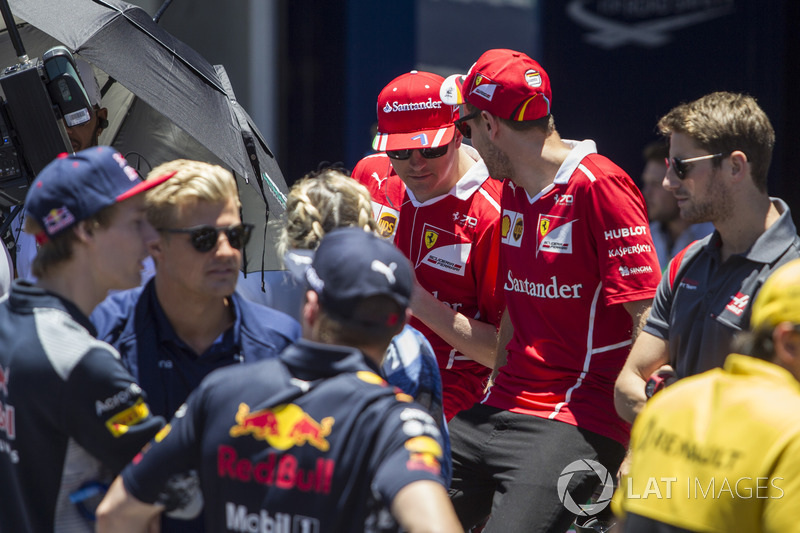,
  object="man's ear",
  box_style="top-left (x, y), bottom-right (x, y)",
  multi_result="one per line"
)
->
top-left (147, 234), bottom-right (163, 263)
top-left (728, 150), bottom-right (749, 184)
top-left (482, 111), bottom-right (500, 141)
top-left (96, 106), bottom-right (109, 131)
top-left (772, 322), bottom-right (800, 369)
top-left (453, 130), bottom-right (463, 150)
top-left (302, 290), bottom-right (321, 328)
top-left (73, 220), bottom-right (95, 243)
